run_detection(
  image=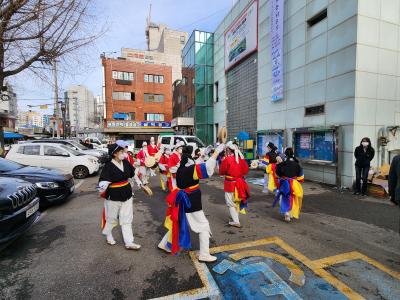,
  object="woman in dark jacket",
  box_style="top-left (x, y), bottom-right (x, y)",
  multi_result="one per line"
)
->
top-left (354, 137), bottom-right (375, 196)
